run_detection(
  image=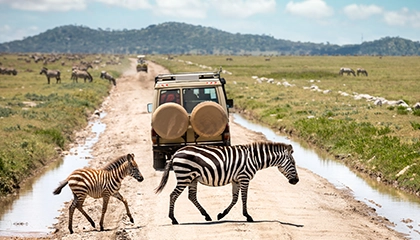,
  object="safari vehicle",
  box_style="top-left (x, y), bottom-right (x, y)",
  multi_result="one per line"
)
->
top-left (147, 70), bottom-right (234, 170)
top-left (136, 55), bottom-right (148, 72)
